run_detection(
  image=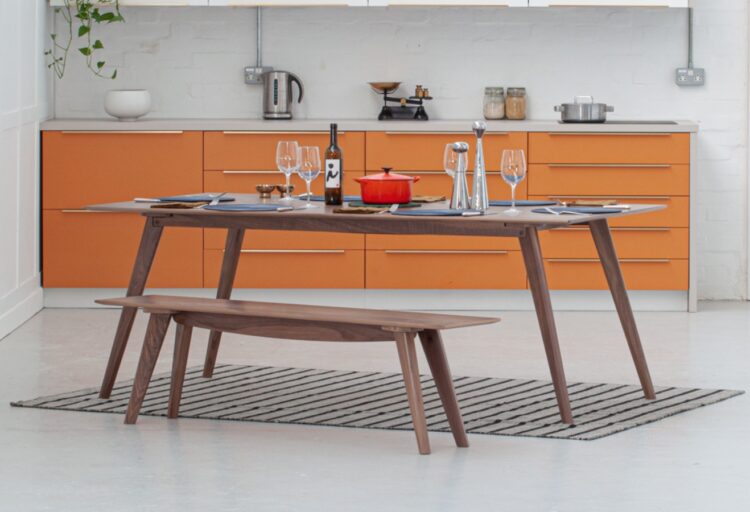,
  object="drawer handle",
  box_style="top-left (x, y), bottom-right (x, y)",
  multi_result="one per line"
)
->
top-left (548, 258), bottom-right (671, 263)
top-left (61, 209), bottom-right (111, 213)
top-left (547, 132), bottom-right (674, 137)
top-left (555, 227), bottom-right (672, 232)
top-left (547, 164), bottom-right (672, 169)
top-left (221, 131), bottom-right (343, 135)
top-left (391, 171), bottom-right (502, 176)
top-left (239, 249), bottom-right (346, 254)
top-left (223, 170), bottom-right (280, 175)
top-left (60, 131), bottom-right (184, 135)
top-left (383, 131), bottom-right (510, 136)
top-left (384, 250), bottom-right (509, 255)
top-left (547, 195), bottom-right (672, 201)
